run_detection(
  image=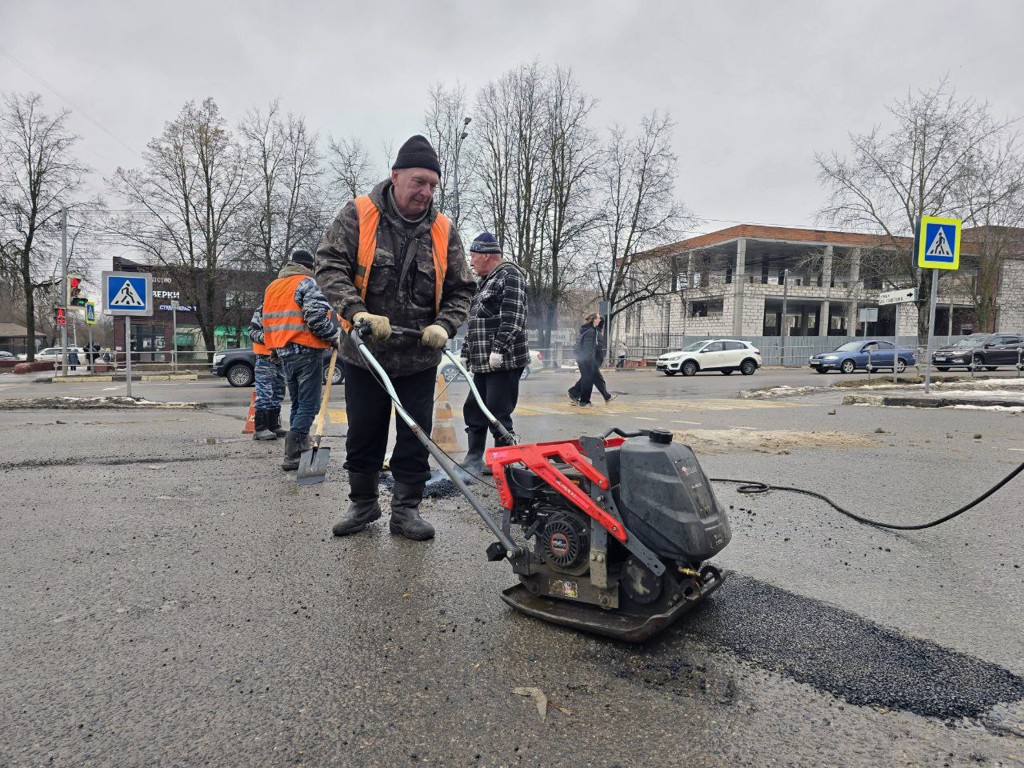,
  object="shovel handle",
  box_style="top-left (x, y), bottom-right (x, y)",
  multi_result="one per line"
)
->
top-left (311, 348), bottom-right (338, 442)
